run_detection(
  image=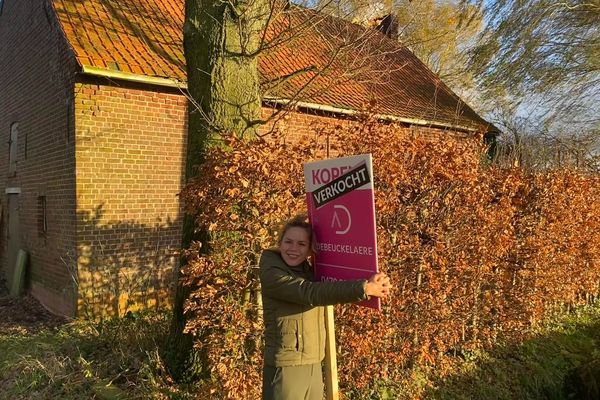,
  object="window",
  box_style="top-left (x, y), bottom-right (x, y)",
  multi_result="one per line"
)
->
top-left (38, 196), bottom-right (47, 235)
top-left (0, 0), bottom-right (4, 16)
top-left (8, 122), bottom-right (18, 175)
